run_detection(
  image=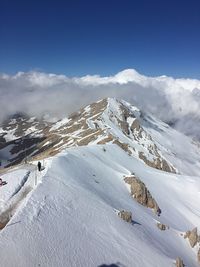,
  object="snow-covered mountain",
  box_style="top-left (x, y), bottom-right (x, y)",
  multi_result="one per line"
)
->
top-left (0, 98), bottom-right (177, 172)
top-left (0, 98), bottom-right (200, 267)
